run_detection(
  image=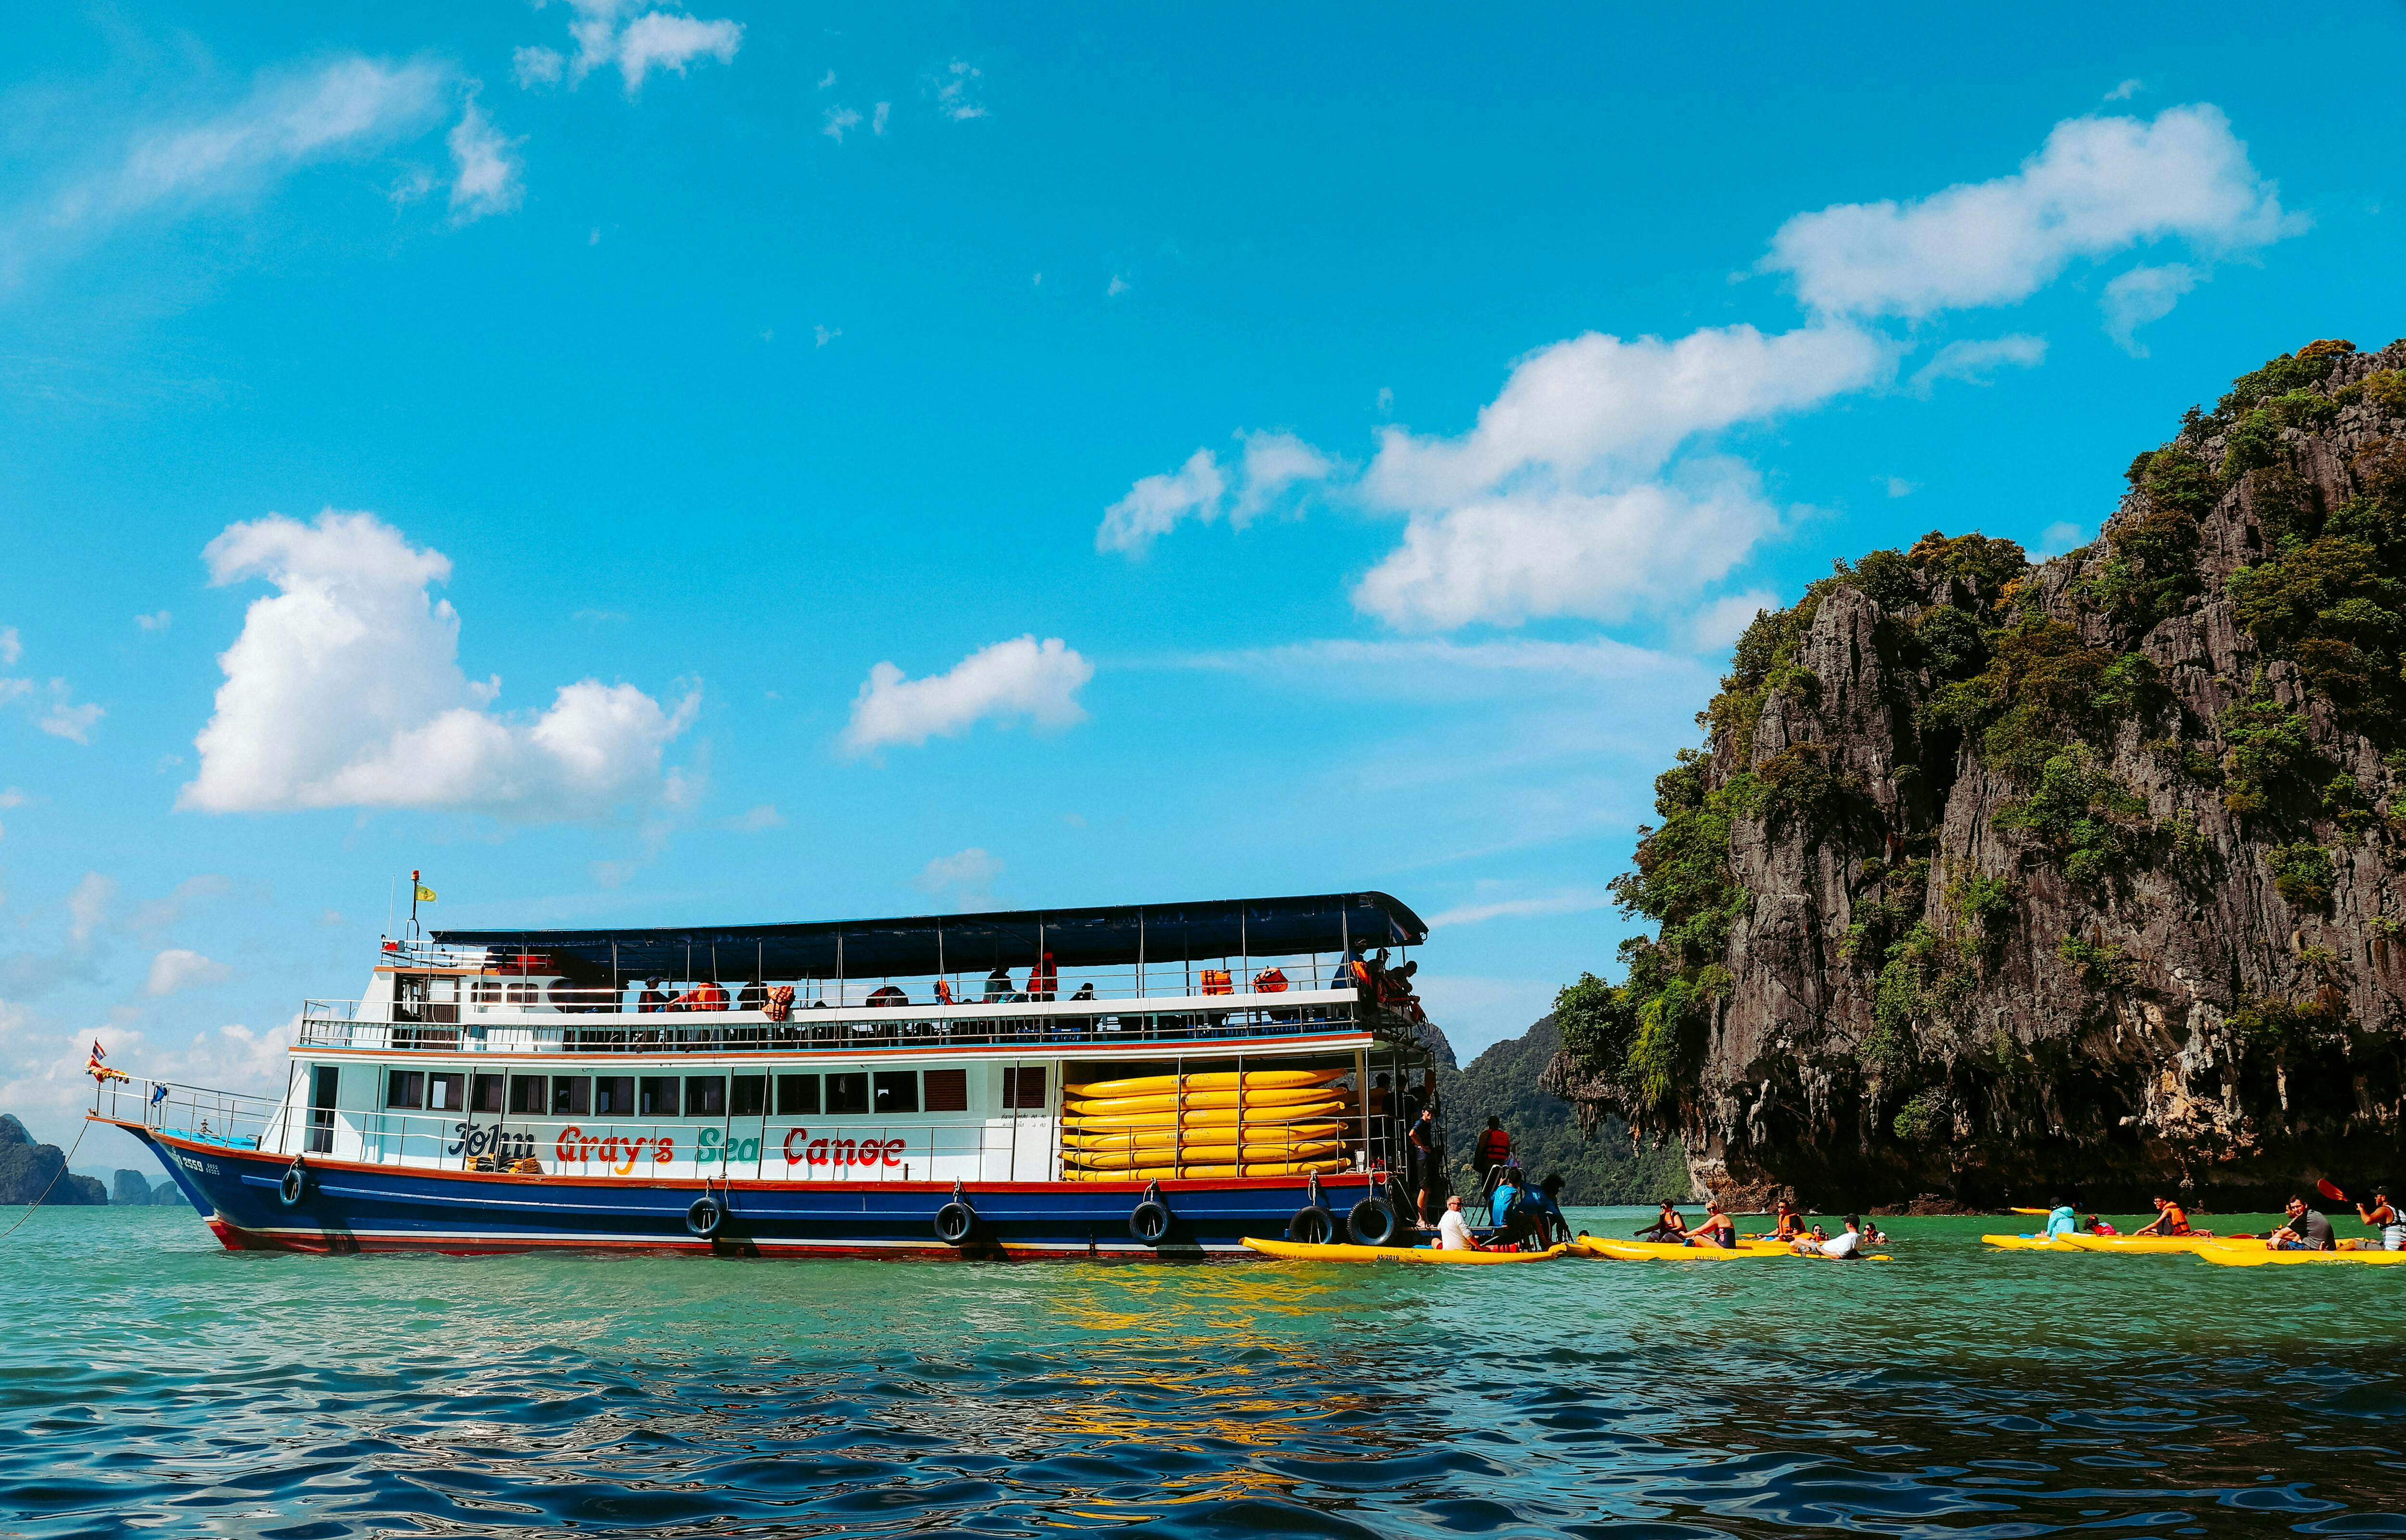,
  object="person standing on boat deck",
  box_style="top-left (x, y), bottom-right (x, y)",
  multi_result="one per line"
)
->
top-left (1473, 1115), bottom-right (1512, 1191)
top-left (1408, 1106), bottom-right (1438, 1223)
top-left (2355, 1186), bottom-right (2406, 1250)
